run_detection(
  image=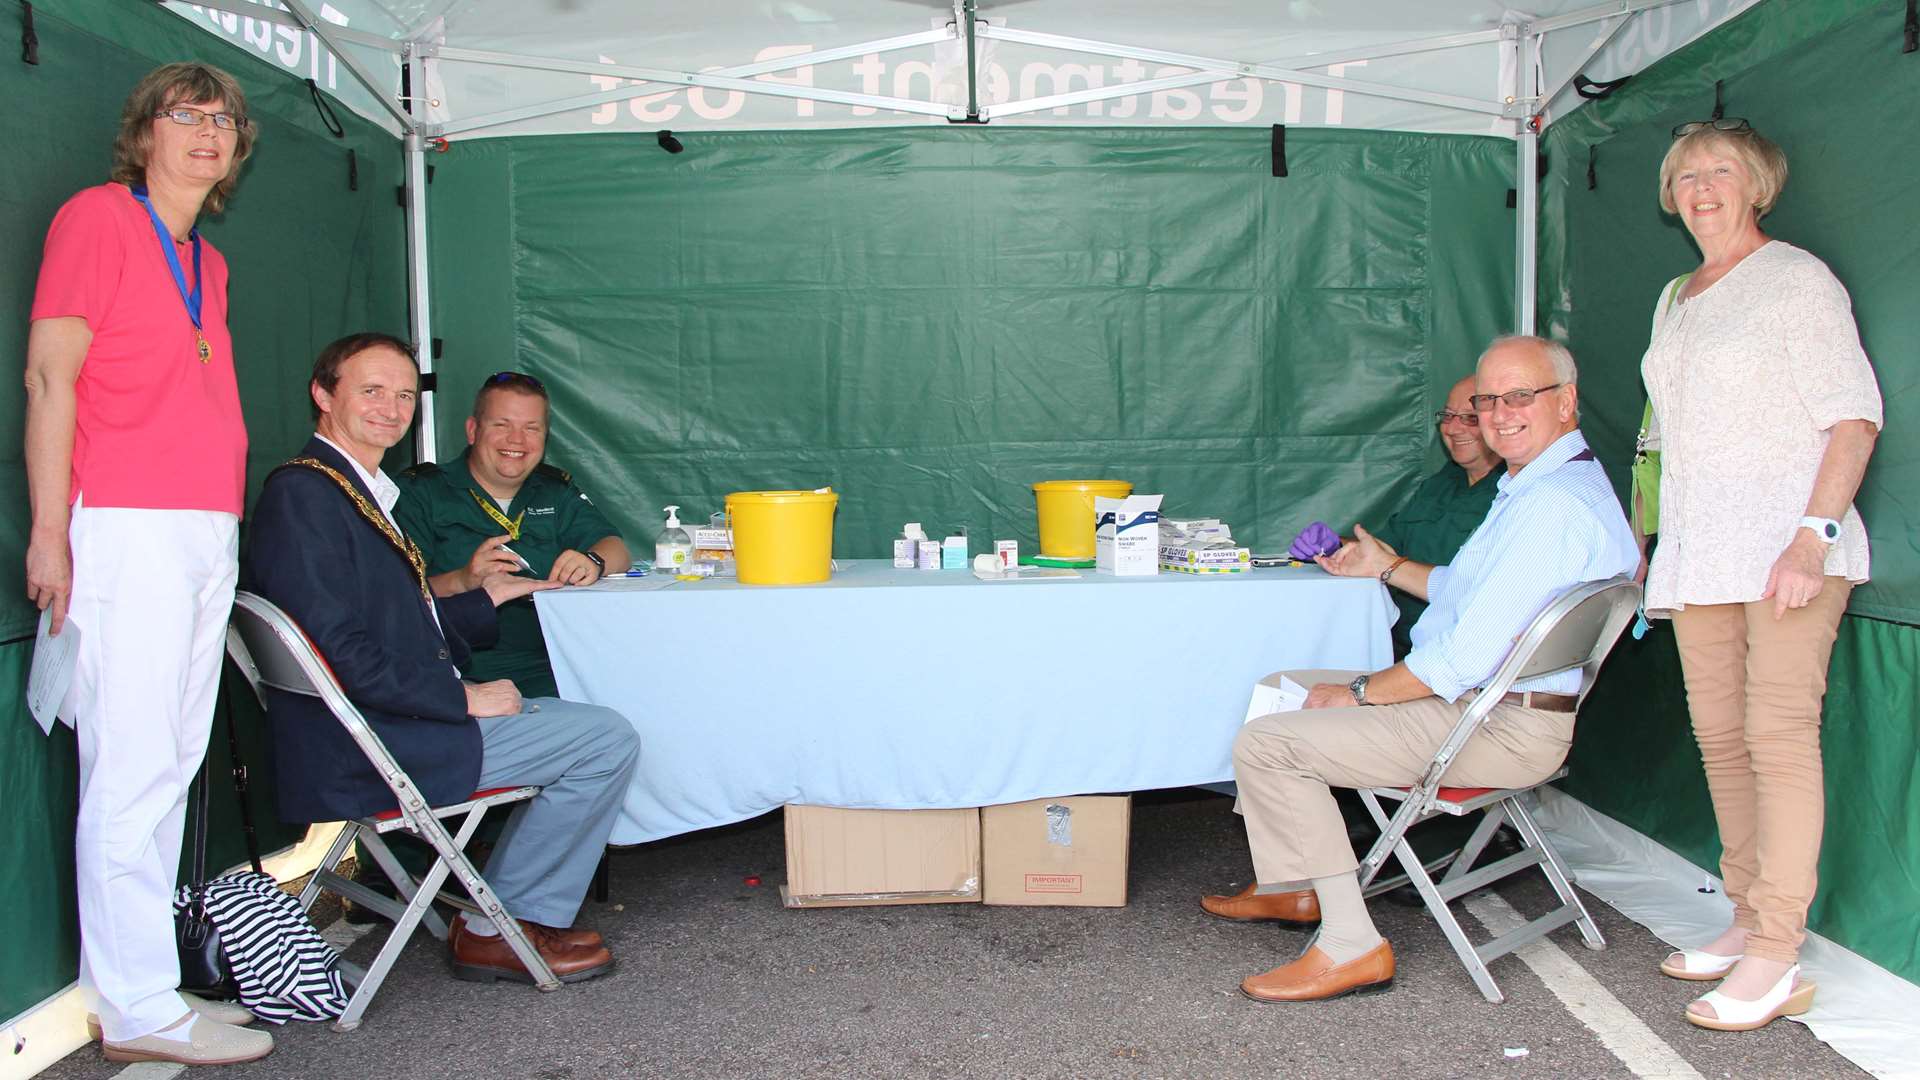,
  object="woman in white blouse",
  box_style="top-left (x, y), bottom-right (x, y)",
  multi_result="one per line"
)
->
top-left (1640, 119), bottom-right (1881, 1032)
